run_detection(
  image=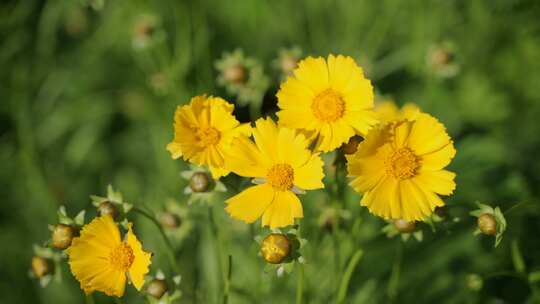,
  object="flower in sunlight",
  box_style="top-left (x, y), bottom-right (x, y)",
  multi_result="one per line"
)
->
top-left (374, 99), bottom-right (421, 125)
top-left (347, 113), bottom-right (456, 221)
top-left (277, 54), bottom-right (377, 152)
top-left (166, 95), bottom-right (251, 178)
top-left (224, 118), bottom-right (324, 228)
top-left (66, 215), bottom-right (152, 297)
